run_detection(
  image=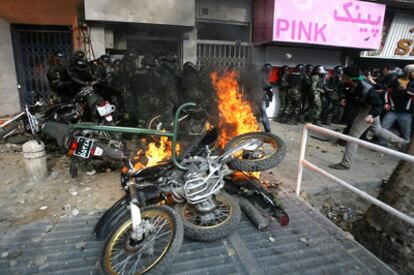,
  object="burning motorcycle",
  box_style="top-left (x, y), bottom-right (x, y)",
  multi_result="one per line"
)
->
top-left (89, 103), bottom-right (287, 274)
